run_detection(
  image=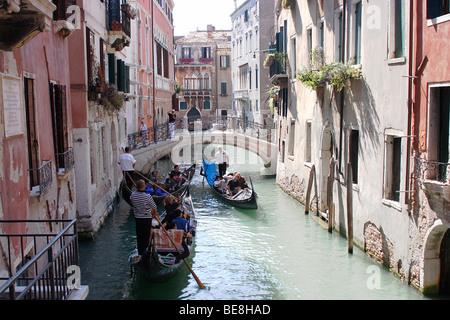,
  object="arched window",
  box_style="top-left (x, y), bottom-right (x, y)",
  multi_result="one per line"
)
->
top-left (204, 73), bottom-right (210, 90)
